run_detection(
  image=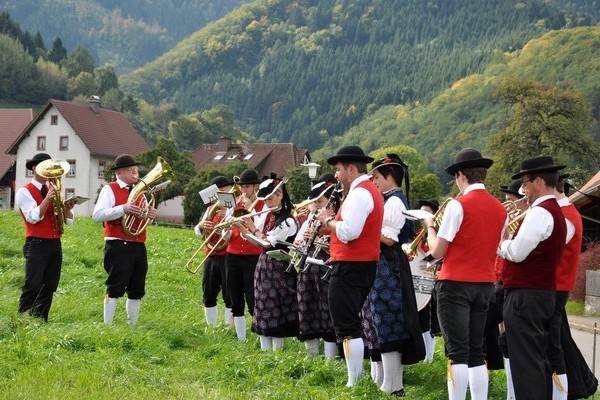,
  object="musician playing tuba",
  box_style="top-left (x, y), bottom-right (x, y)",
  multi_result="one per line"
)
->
top-left (192, 176), bottom-right (235, 327)
top-left (15, 153), bottom-right (75, 322)
top-left (92, 154), bottom-right (159, 326)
